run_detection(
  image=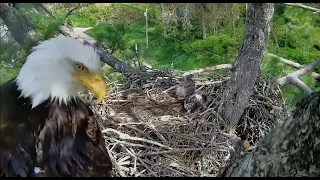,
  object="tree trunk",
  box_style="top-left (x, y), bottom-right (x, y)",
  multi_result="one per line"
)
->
top-left (160, 3), bottom-right (167, 37)
top-left (220, 3), bottom-right (274, 132)
top-left (225, 91), bottom-right (320, 177)
top-left (201, 11), bottom-right (207, 40)
top-left (0, 3), bottom-right (36, 50)
top-left (12, 3), bottom-right (35, 31)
